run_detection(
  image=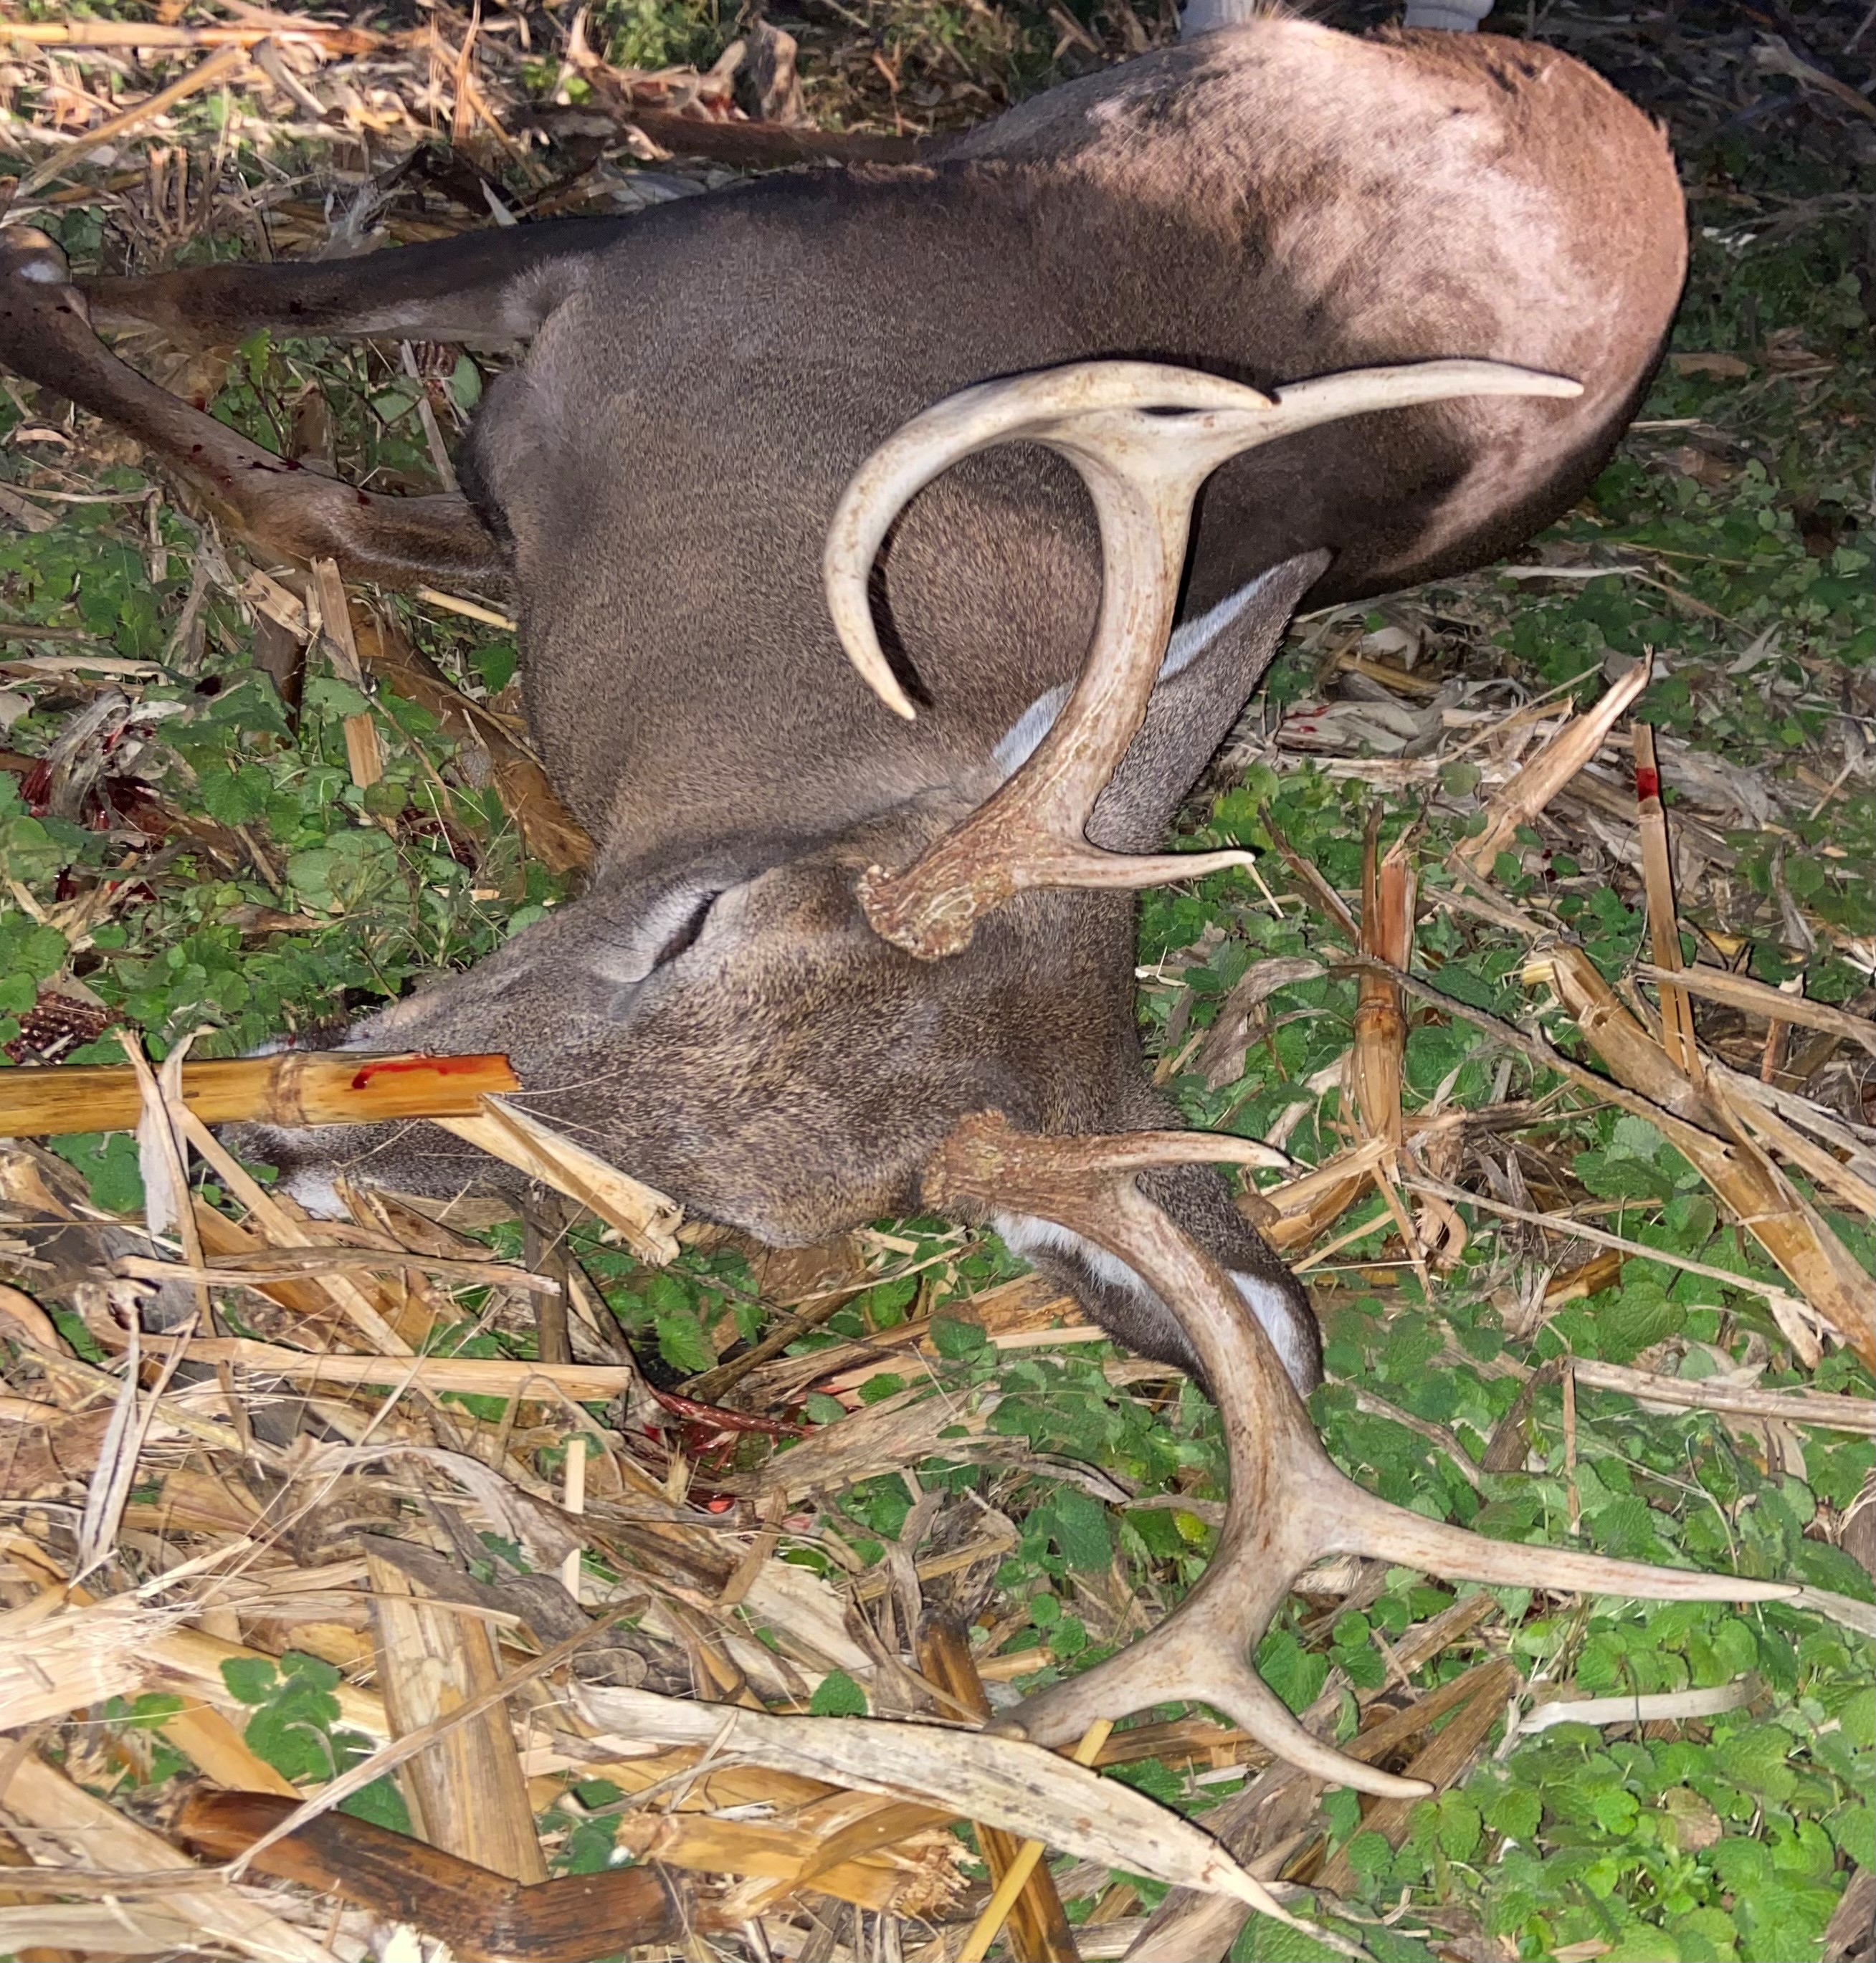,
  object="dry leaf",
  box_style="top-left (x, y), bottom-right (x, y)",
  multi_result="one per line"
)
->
top-left (579, 1684), bottom-right (1288, 1914)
